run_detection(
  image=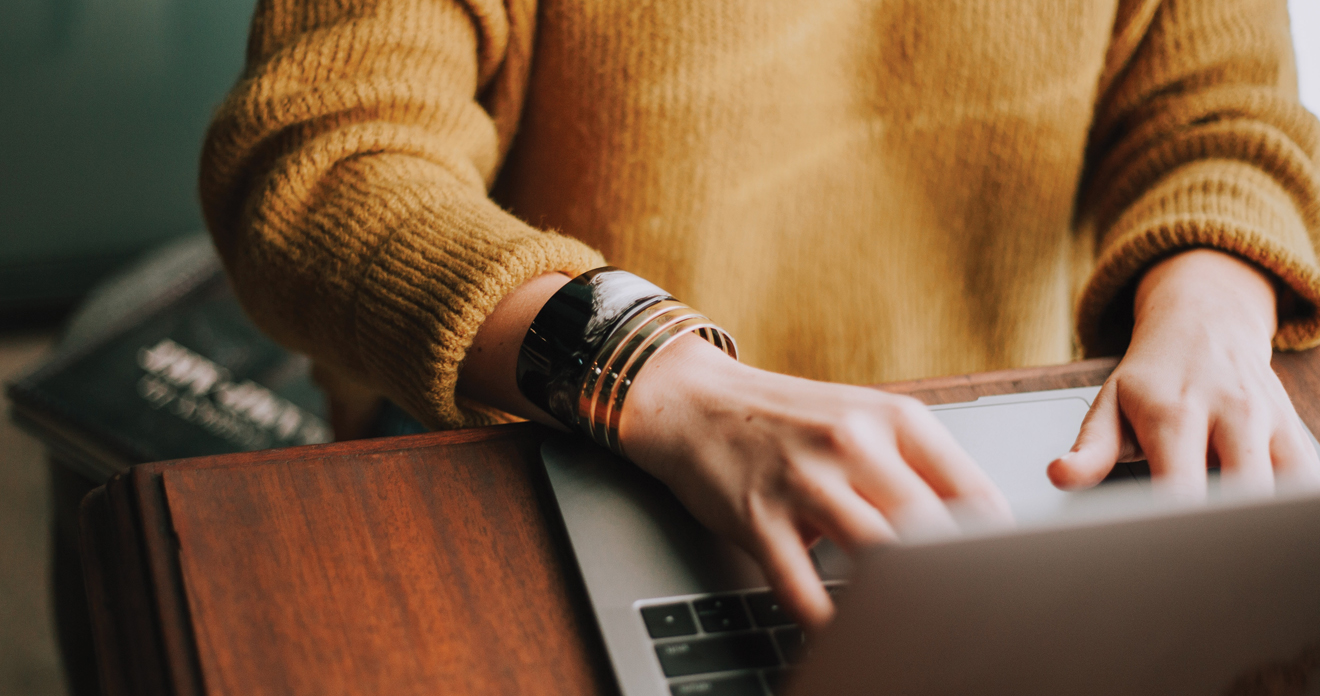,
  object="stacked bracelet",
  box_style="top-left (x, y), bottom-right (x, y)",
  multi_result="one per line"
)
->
top-left (516, 268), bottom-right (737, 457)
